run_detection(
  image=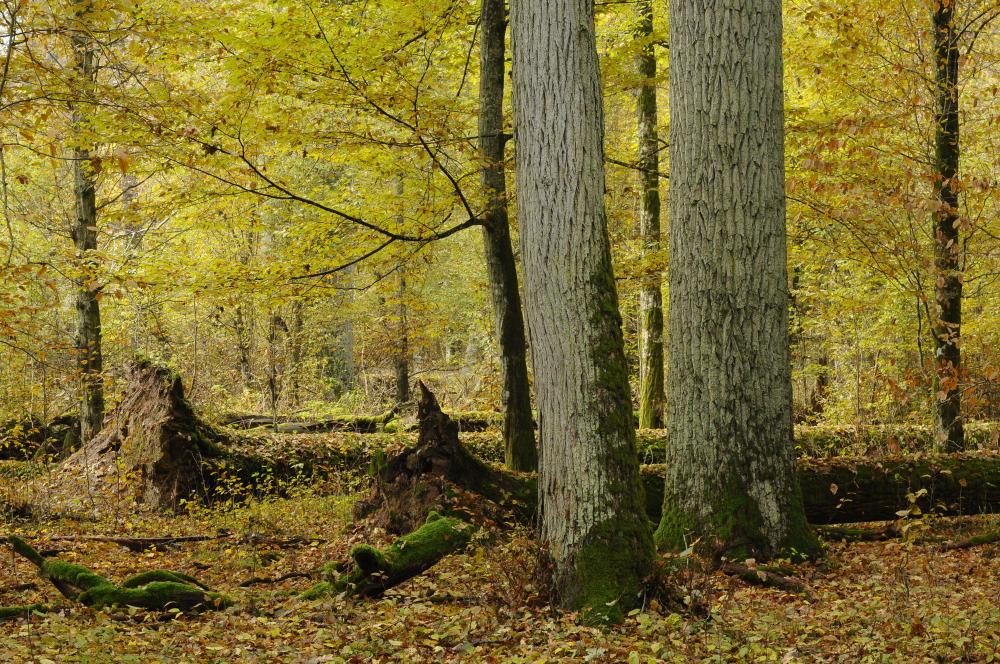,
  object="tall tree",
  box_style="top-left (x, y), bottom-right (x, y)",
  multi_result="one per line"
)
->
top-left (70, 5), bottom-right (103, 444)
top-left (931, 0), bottom-right (963, 452)
top-left (394, 266), bottom-right (410, 406)
top-left (634, 0), bottom-right (665, 430)
top-left (478, 0), bottom-right (536, 471)
top-left (656, 0), bottom-right (819, 559)
top-left (510, 0), bottom-right (653, 621)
